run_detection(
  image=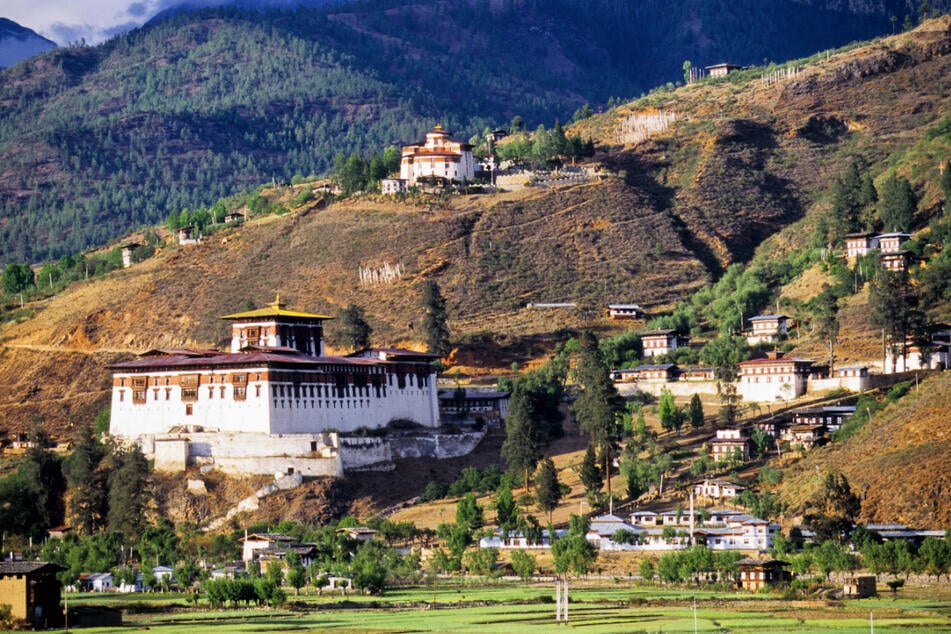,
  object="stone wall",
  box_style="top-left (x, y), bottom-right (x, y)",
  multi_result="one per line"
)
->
top-left (617, 380), bottom-right (720, 399)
